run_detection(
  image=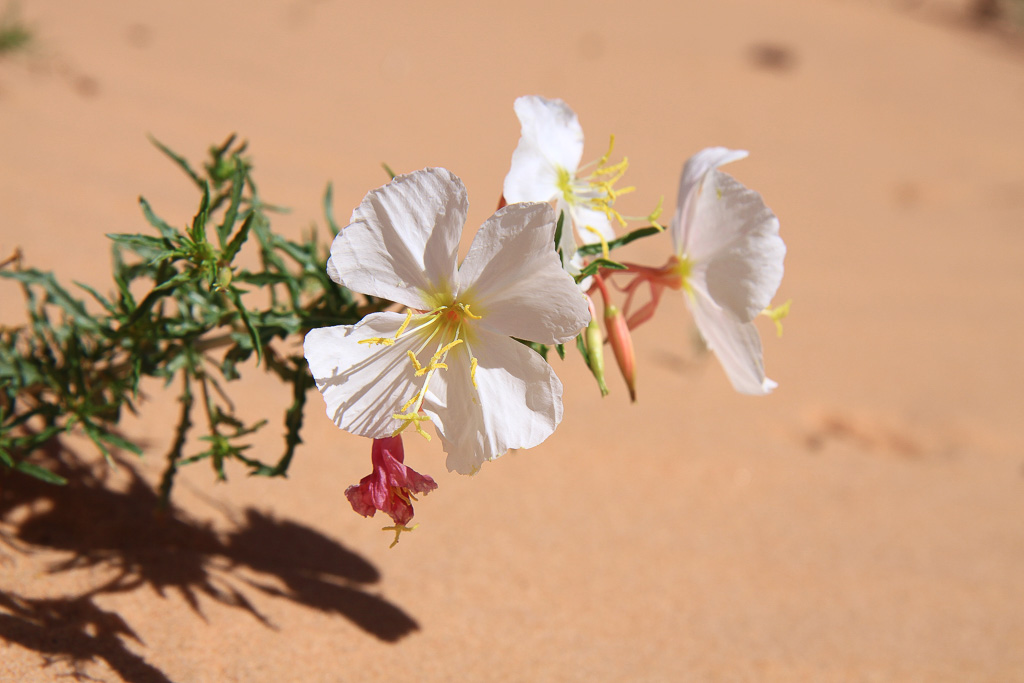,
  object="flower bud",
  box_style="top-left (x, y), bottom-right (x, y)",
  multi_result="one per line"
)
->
top-left (585, 315), bottom-right (610, 397)
top-left (604, 303), bottom-right (637, 402)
